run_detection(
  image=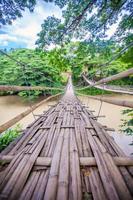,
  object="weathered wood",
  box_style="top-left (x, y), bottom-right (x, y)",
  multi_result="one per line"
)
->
top-left (44, 128), bottom-right (64, 200)
top-left (82, 74), bottom-right (133, 95)
top-left (104, 127), bottom-right (115, 131)
top-left (0, 85), bottom-right (63, 92)
top-left (78, 116), bottom-right (107, 200)
top-left (78, 93), bottom-right (133, 108)
top-left (80, 157), bottom-right (133, 166)
top-left (57, 129), bottom-right (69, 200)
top-left (69, 129), bottom-right (82, 200)
top-left (94, 135), bottom-right (132, 200)
top-left (0, 131), bottom-right (48, 199)
top-left (31, 170), bottom-right (49, 200)
top-left (0, 75), bottom-right (133, 200)
top-left (19, 171), bottom-right (40, 200)
top-left (87, 130), bottom-right (120, 200)
top-left (1, 155), bottom-right (133, 167)
top-left (91, 68), bottom-right (133, 86)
